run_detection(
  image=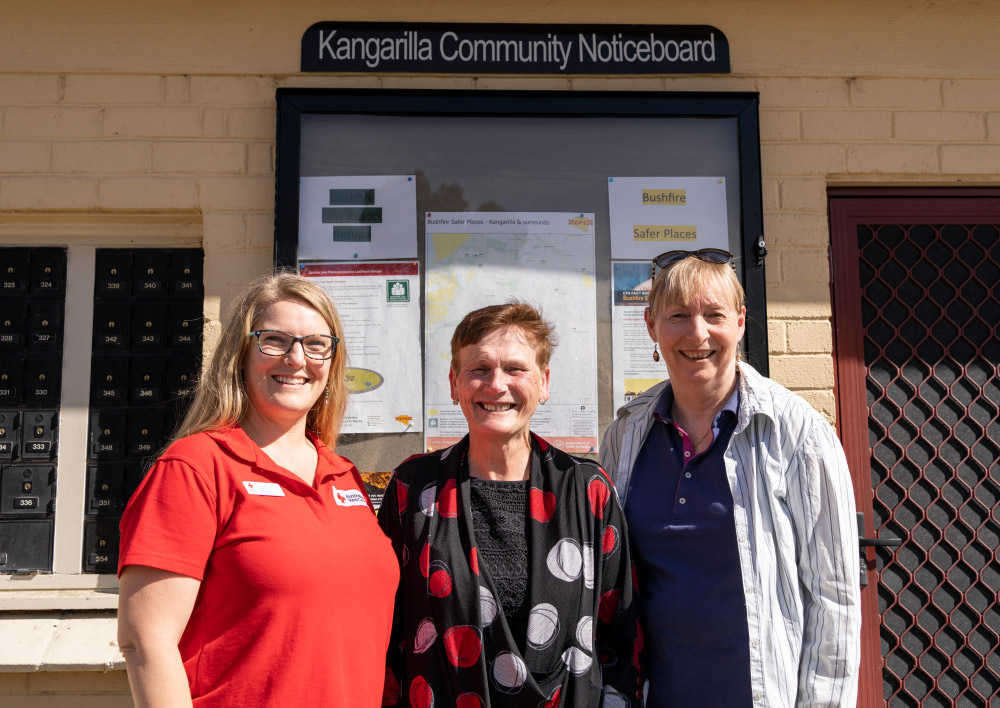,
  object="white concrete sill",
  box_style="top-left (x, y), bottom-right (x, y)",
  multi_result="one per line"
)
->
top-left (0, 574), bottom-right (119, 611)
top-left (0, 612), bottom-right (125, 672)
